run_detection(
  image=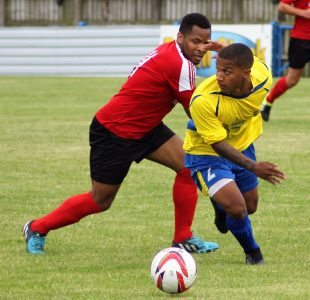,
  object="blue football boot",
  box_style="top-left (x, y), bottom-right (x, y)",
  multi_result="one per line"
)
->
top-left (172, 235), bottom-right (219, 254)
top-left (22, 220), bottom-right (46, 254)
